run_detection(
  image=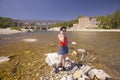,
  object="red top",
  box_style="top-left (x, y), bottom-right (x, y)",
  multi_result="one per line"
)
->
top-left (58, 37), bottom-right (68, 46)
